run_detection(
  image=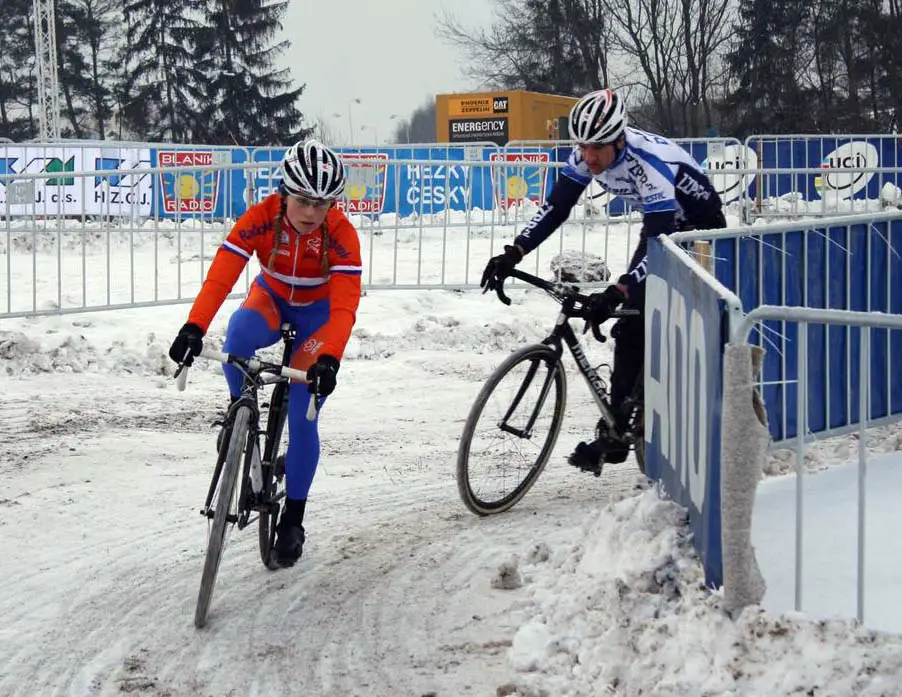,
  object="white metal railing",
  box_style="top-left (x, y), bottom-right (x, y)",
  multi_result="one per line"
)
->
top-left (732, 307), bottom-right (902, 623)
top-left (0, 157), bottom-right (643, 318)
